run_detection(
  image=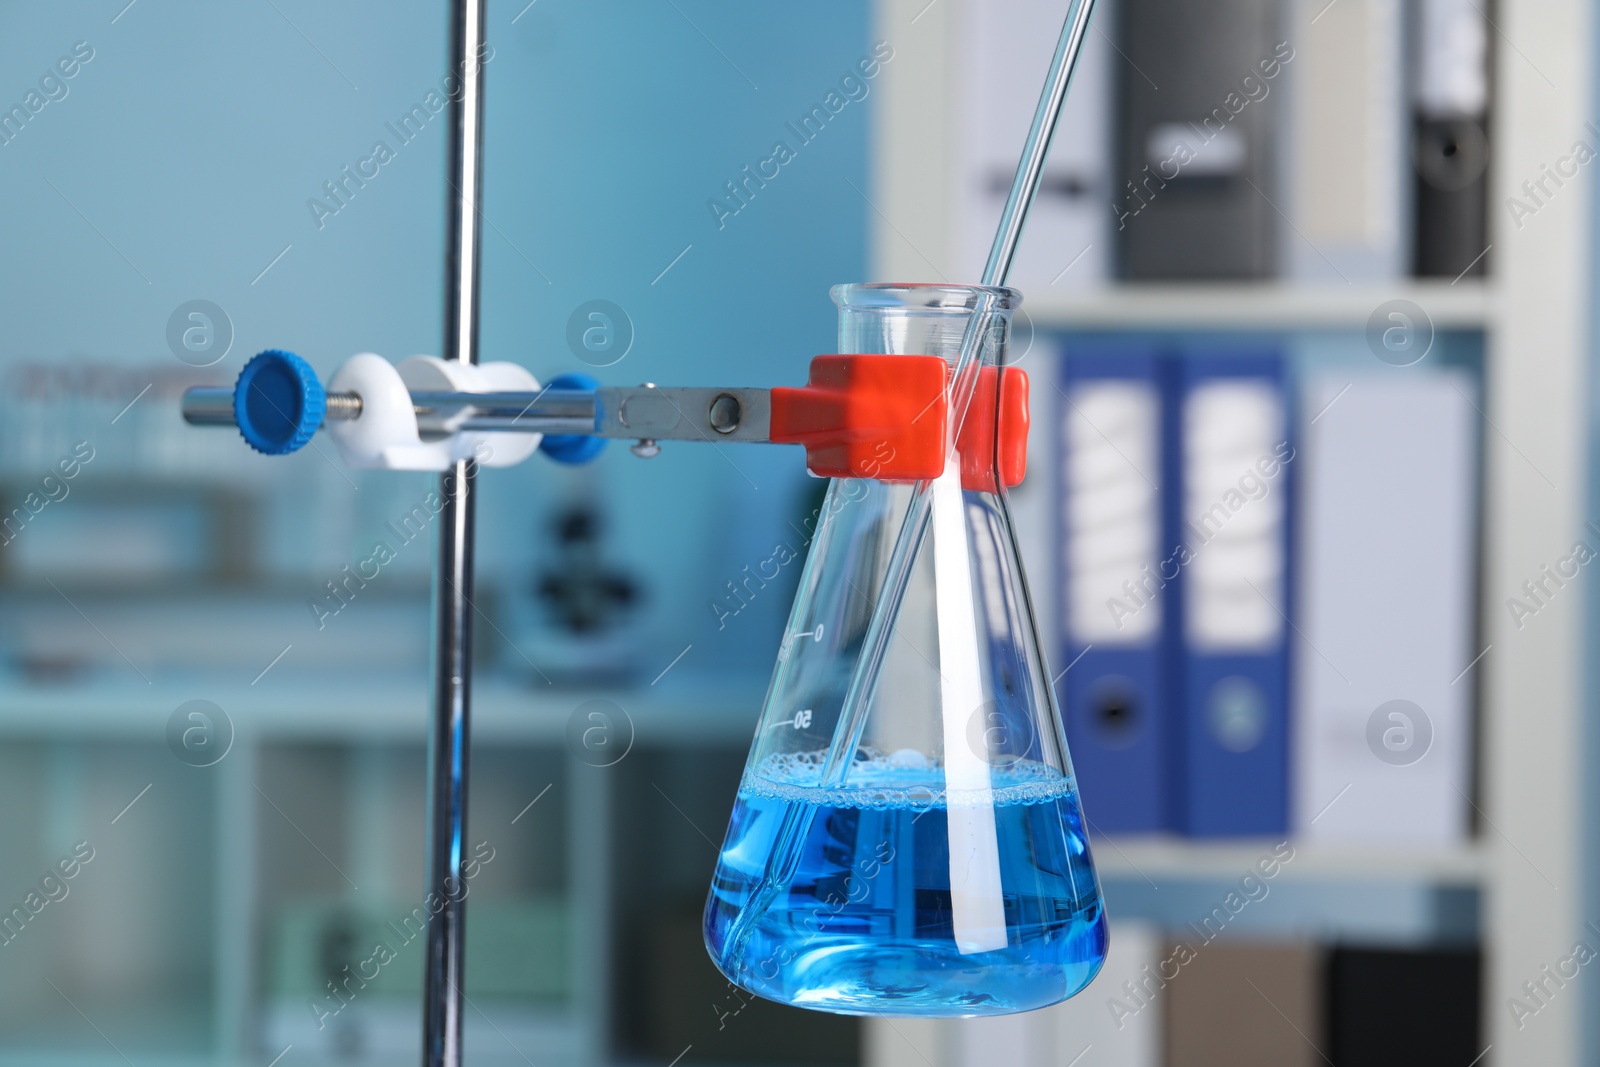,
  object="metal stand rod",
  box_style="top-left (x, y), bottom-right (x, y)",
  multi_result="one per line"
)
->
top-left (424, 0), bottom-right (485, 1064)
